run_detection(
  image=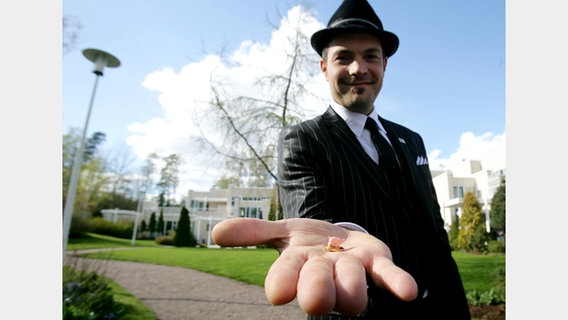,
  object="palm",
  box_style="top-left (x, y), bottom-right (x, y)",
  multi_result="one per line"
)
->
top-left (212, 218), bottom-right (417, 316)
